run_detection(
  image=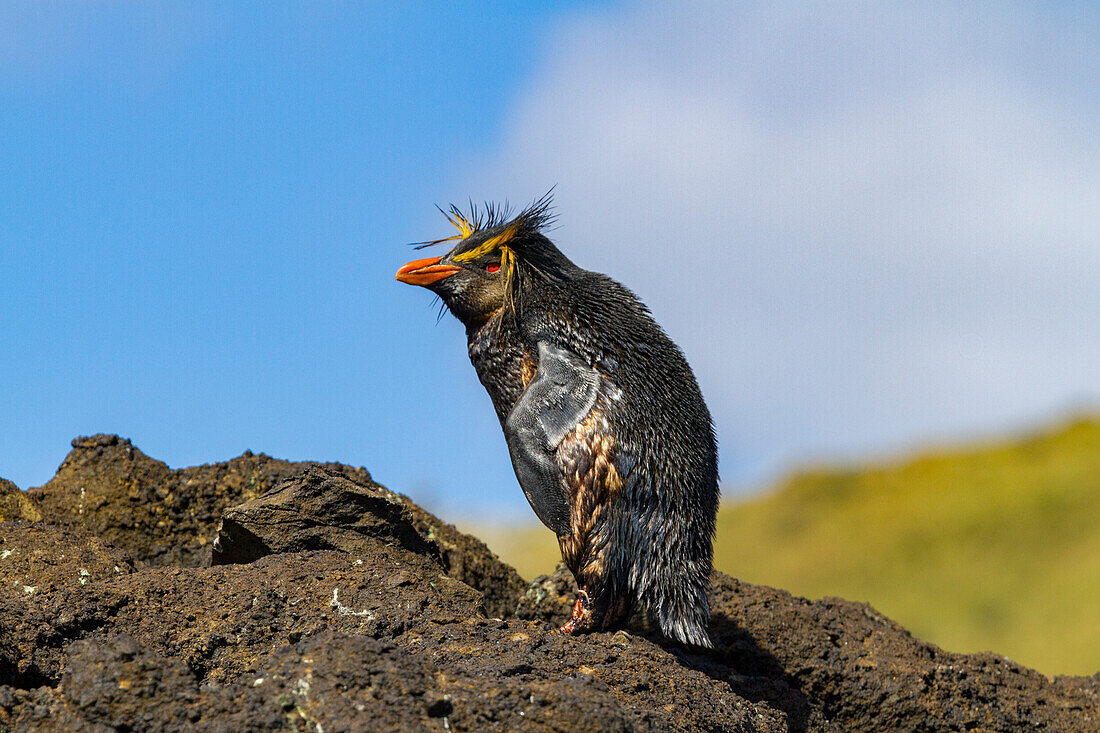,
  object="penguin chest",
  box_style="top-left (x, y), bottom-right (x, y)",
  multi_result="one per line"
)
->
top-left (555, 404), bottom-right (638, 562)
top-left (501, 341), bottom-right (637, 541)
top-left (558, 409), bottom-right (624, 506)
